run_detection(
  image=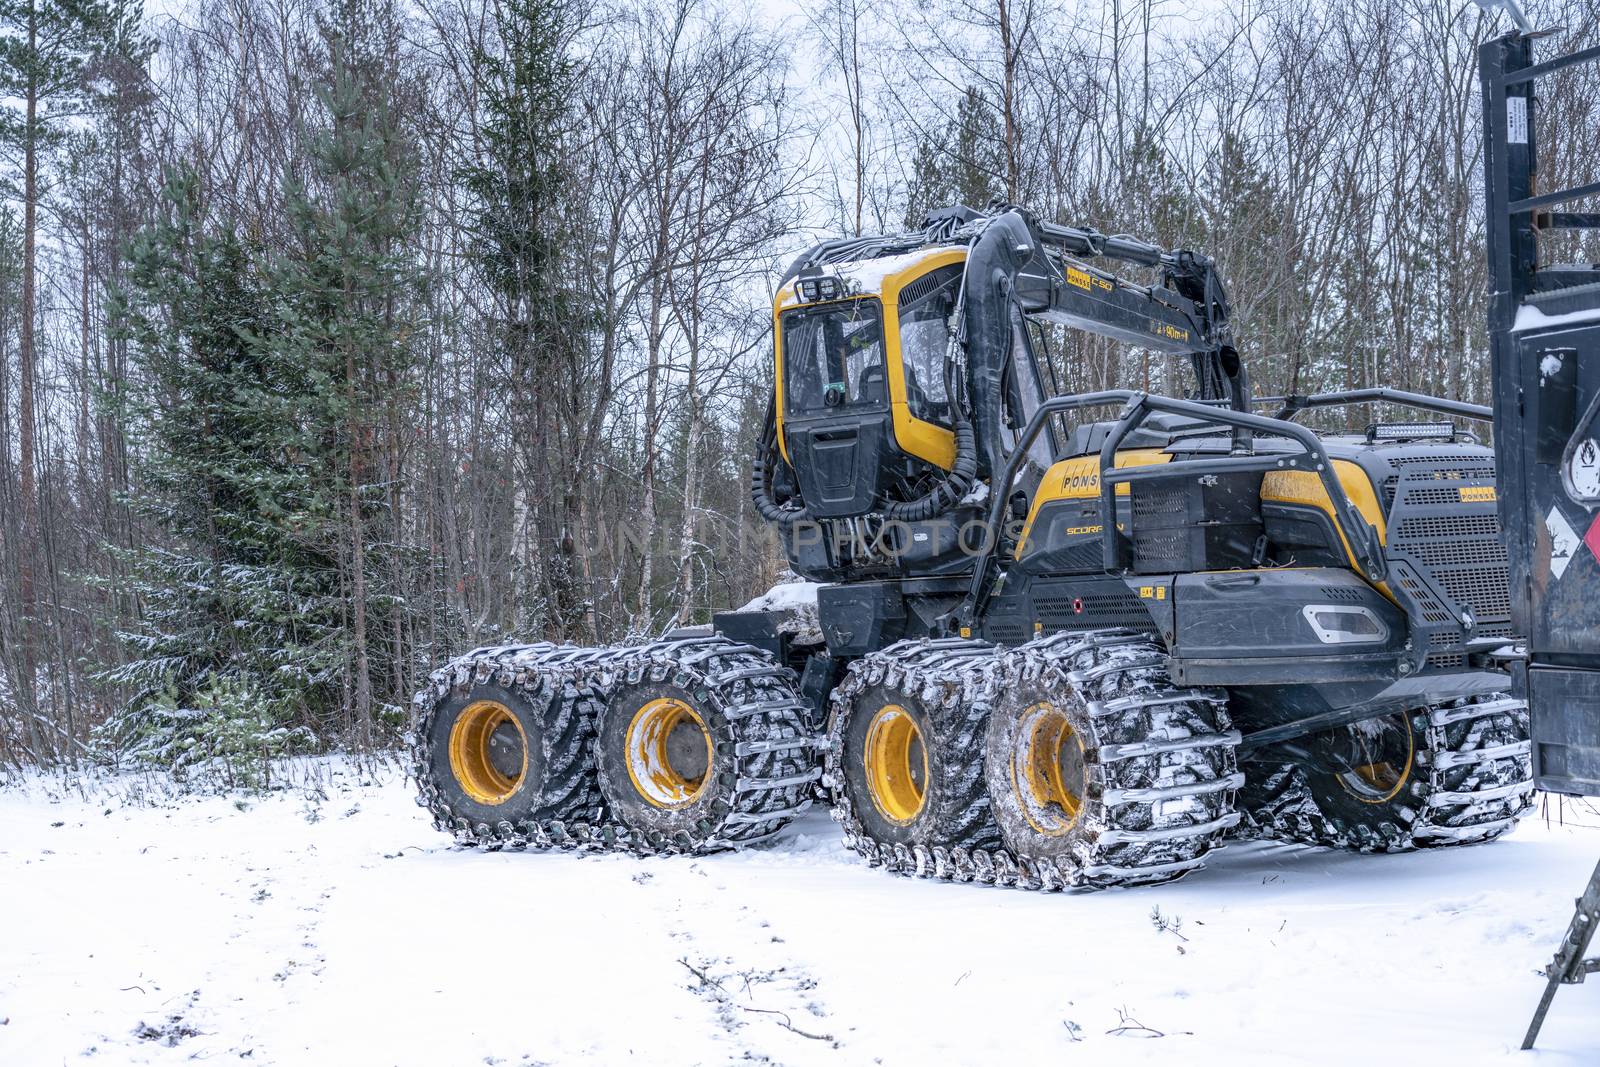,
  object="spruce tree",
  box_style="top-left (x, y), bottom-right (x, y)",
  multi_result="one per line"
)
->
top-left (101, 2), bottom-right (426, 763)
top-left (101, 168), bottom-right (336, 768)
